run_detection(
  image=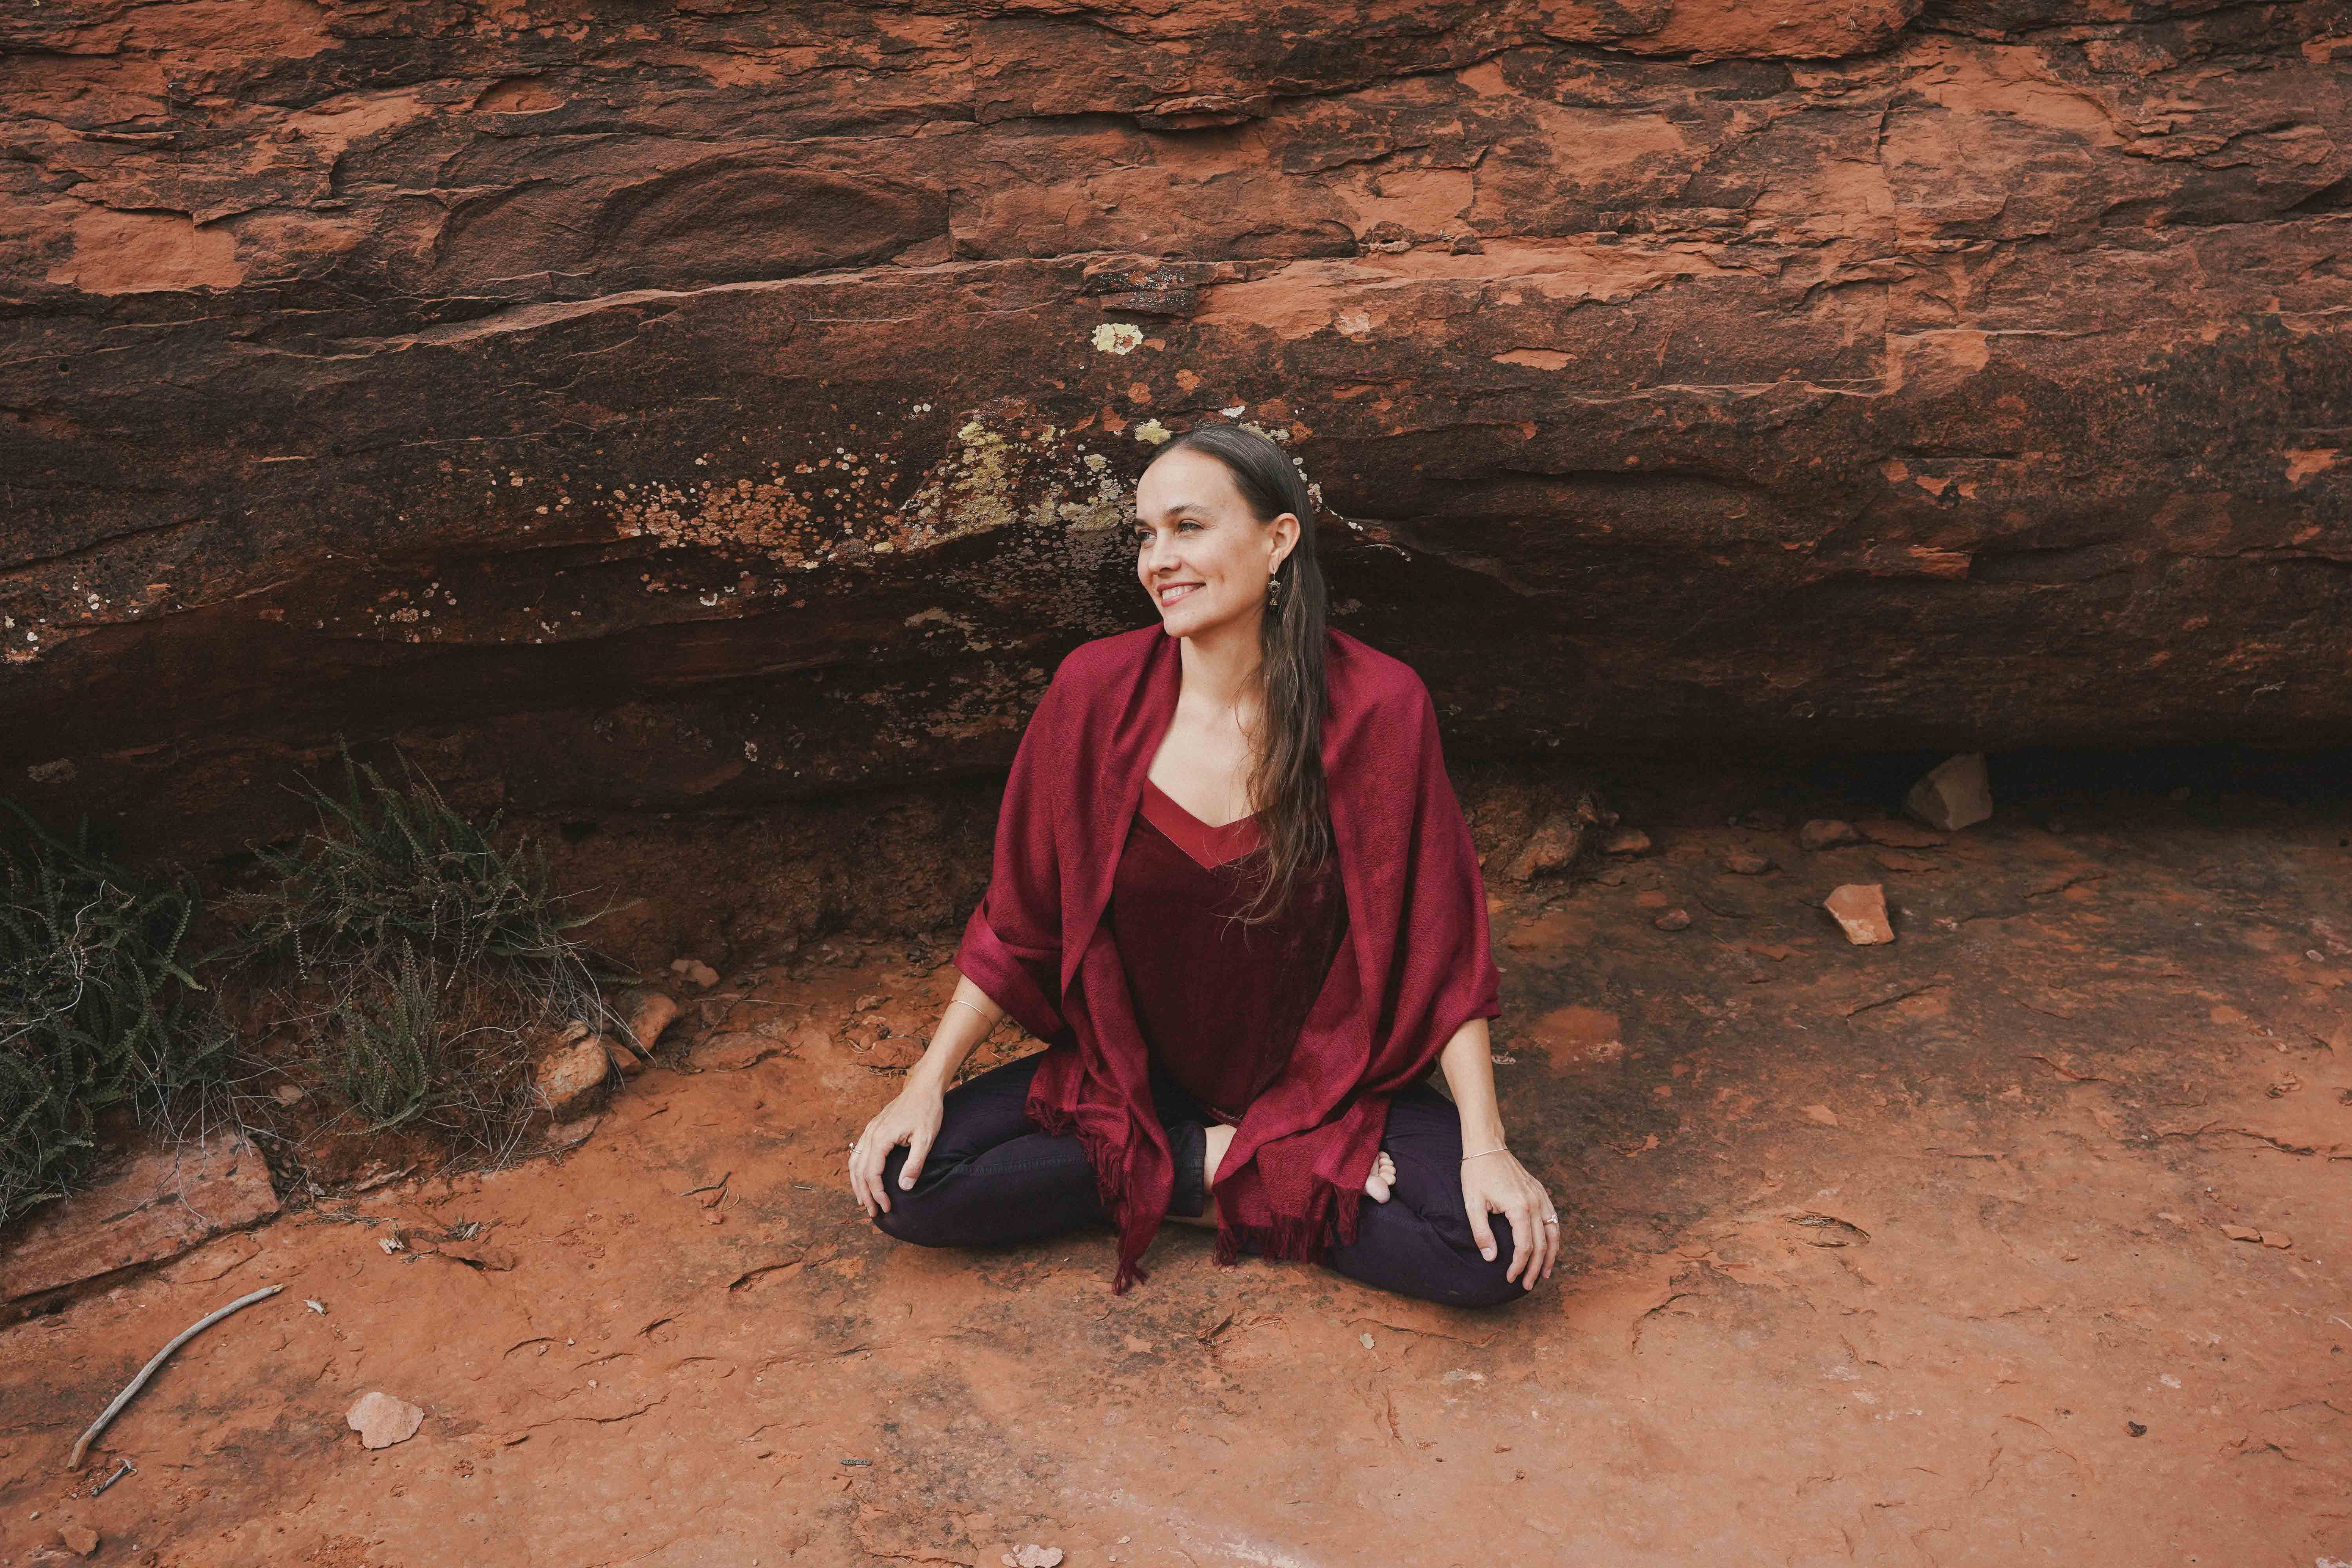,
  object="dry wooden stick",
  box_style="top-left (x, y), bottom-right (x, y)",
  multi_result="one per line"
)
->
top-left (68, 1284), bottom-right (284, 1468)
